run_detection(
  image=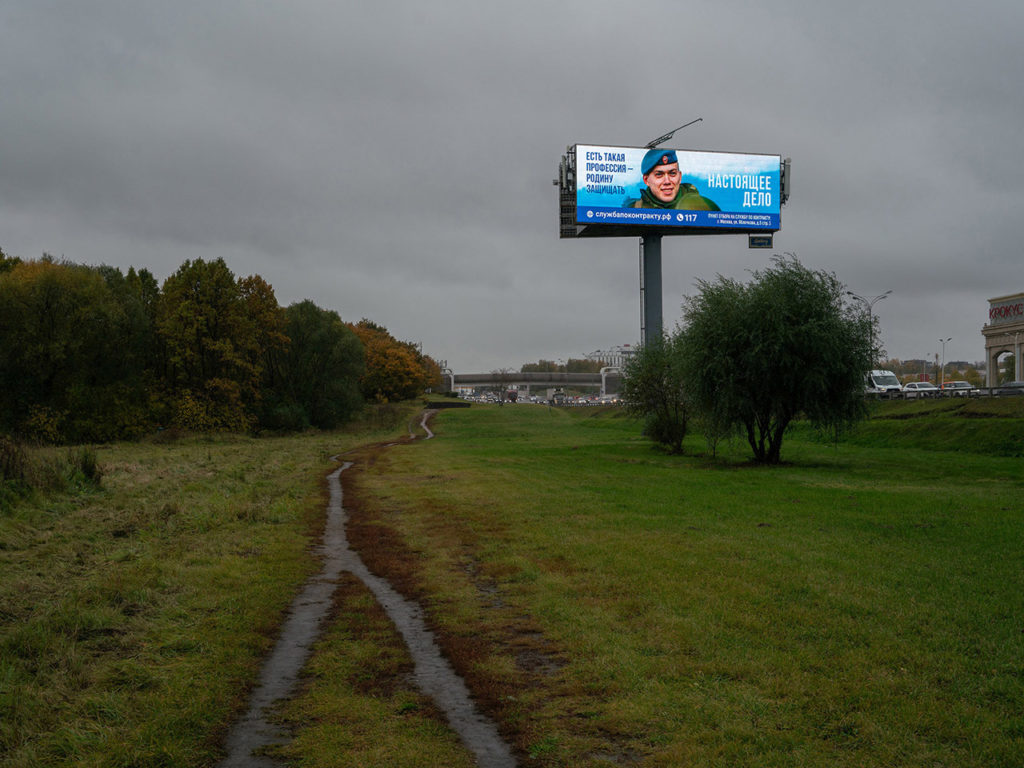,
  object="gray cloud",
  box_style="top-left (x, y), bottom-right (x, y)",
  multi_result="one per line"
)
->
top-left (3, 0), bottom-right (1022, 370)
